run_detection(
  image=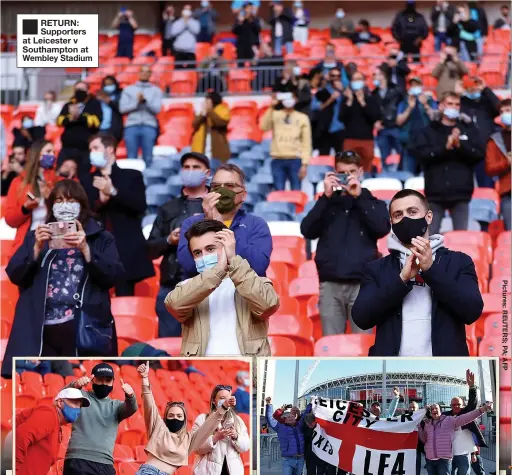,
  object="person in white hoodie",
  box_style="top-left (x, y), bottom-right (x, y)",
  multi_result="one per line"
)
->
top-left (192, 384), bottom-right (250, 475)
top-left (352, 189), bottom-right (483, 357)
